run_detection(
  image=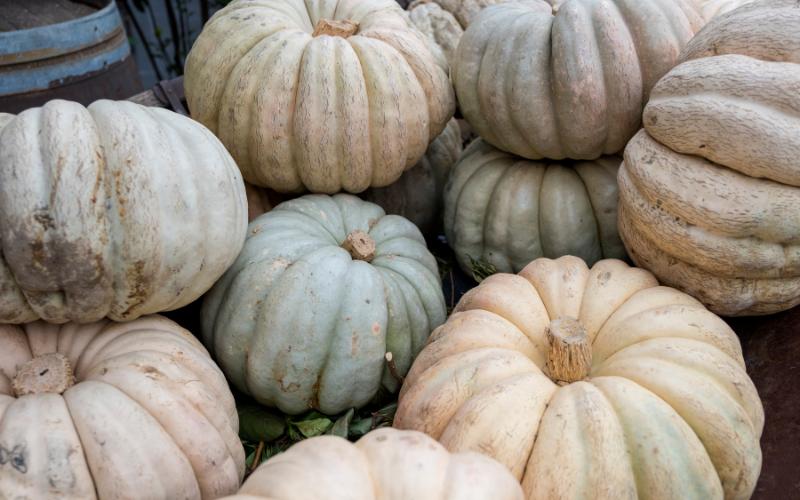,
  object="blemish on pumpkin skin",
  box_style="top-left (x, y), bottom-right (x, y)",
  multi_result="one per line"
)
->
top-left (373, 322), bottom-right (381, 335)
top-left (351, 330), bottom-right (359, 356)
